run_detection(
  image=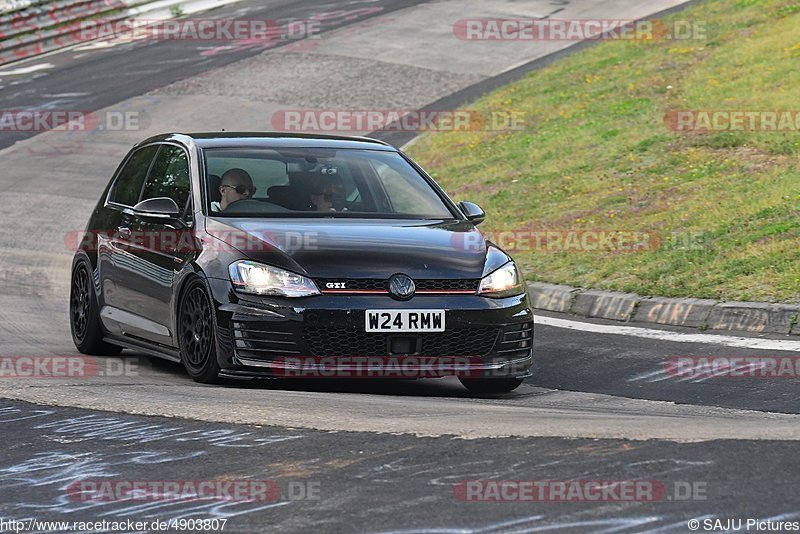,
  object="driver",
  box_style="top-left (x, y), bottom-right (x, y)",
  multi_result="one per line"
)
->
top-left (211, 168), bottom-right (256, 211)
